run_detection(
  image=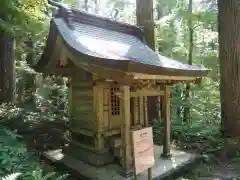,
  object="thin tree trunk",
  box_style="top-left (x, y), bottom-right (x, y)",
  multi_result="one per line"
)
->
top-left (0, 32), bottom-right (16, 103)
top-left (94, 0), bottom-right (99, 14)
top-left (25, 40), bottom-right (36, 107)
top-left (84, 0), bottom-right (88, 11)
top-left (218, 0), bottom-right (240, 137)
top-left (136, 0), bottom-right (157, 123)
top-left (136, 0), bottom-right (155, 49)
top-left (175, 86), bottom-right (182, 119)
top-left (156, 3), bottom-right (163, 20)
top-left (183, 0), bottom-right (193, 122)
